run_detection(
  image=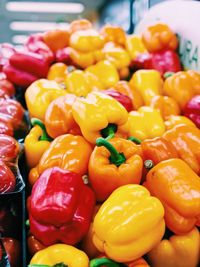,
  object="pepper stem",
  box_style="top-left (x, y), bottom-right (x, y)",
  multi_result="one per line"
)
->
top-left (101, 123), bottom-right (117, 140)
top-left (96, 138), bottom-right (126, 167)
top-left (128, 136), bottom-right (142, 144)
top-left (163, 72), bottom-right (174, 79)
top-left (144, 159), bottom-right (154, 170)
top-left (90, 258), bottom-right (121, 267)
top-left (31, 118), bottom-right (53, 142)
